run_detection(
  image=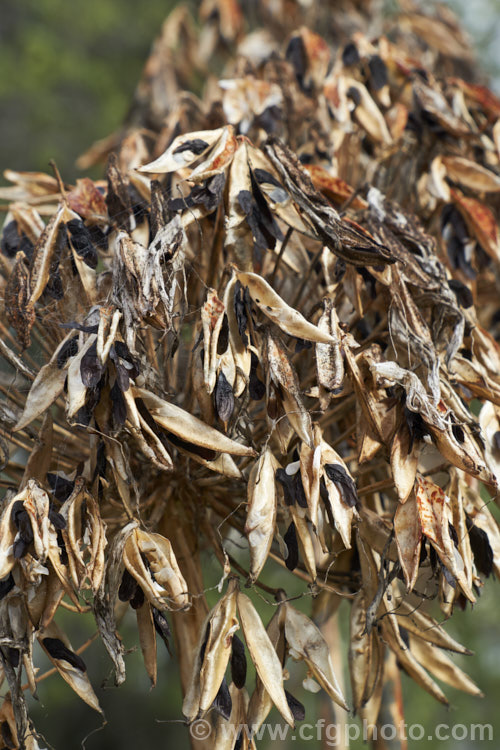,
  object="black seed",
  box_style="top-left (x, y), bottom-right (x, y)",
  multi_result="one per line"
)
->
top-left (118, 569), bottom-right (138, 602)
top-left (237, 184), bottom-right (283, 259)
top-left (66, 219), bottom-right (98, 268)
top-left (285, 690), bottom-right (305, 721)
top-left (57, 530), bottom-right (69, 565)
top-left (293, 473), bottom-right (308, 509)
top-left (276, 469), bottom-right (296, 506)
top-left (419, 540), bottom-right (428, 565)
top-left (42, 638), bottom-right (87, 672)
top-left (47, 473), bottom-right (75, 503)
top-left (130, 585), bottom-right (145, 610)
top-left (404, 404), bottom-right (429, 451)
top-left (80, 496), bottom-right (87, 536)
top-left (256, 104), bottom-right (282, 135)
top-left (111, 341), bottom-right (140, 380)
top-left (11, 502), bottom-right (33, 549)
top-left (334, 258), bottom-right (346, 282)
top-left (44, 269), bottom-right (64, 300)
top-left (493, 431), bottom-right (500, 452)
top-left (1, 220), bottom-right (35, 260)
top-left (451, 423), bottom-right (465, 443)
top-left (44, 222), bottom-right (70, 301)
top-left (11, 500), bottom-right (28, 529)
top-left (448, 522), bottom-right (459, 547)
top-left (368, 55), bottom-right (388, 90)
top-left (48, 507), bottom-right (66, 530)
top-left (57, 336), bottom-right (79, 369)
top-left (0, 573), bottom-right (15, 600)
top-left (284, 522), bottom-right (299, 571)
top-left (324, 464), bottom-right (359, 508)
top-left (234, 281), bottom-right (249, 347)
top-left (214, 371), bottom-right (234, 423)
top-left (467, 518), bottom-right (494, 577)
top-left (441, 205), bottom-right (476, 279)
top-left (253, 168), bottom-right (282, 189)
top-left (13, 538), bottom-right (29, 559)
top-left (88, 224), bottom-right (107, 249)
top-left (152, 607), bottom-right (172, 653)
top-left (1, 221), bottom-right (21, 257)
top-left (342, 42), bottom-right (360, 66)
top-left (200, 622), bottom-right (211, 664)
top-left (249, 352), bottom-right (266, 401)
top-left (172, 138), bottom-right (209, 156)
top-left (112, 341), bottom-right (131, 360)
top-left (168, 174), bottom-right (225, 214)
top-left (110, 379), bottom-right (127, 427)
top-left (346, 86), bottom-right (361, 107)
top-left (1, 719), bottom-right (15, 749)
top-left (356, 267), bottom-right (377, 299)
top-left (164, 429), bottom-right (217, 461)
top-left (129, 184), bottom-right (149, 228)
top-left (212, 677), bottom-right (232, 720)
top-left (237, 190), bottom-right (253, 215)
top-left (95, 440), bottom-right (107, 480)
top-left (398, 625), bottom-right (410, 649)
top-left (440, 560), bottom-right (456, 588)
top-left (217, 314), bottom-right (229, 355)
top-left (6, 647), bottom-right (19, 668)
top-left (231, 634), bottom-right (247, 689)
top-left (80, 341), bottom-right (103, 388)
top-left (114, 362), bottom-right (130, 392)
top-left (286, 35), bottom-right (307, 88)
